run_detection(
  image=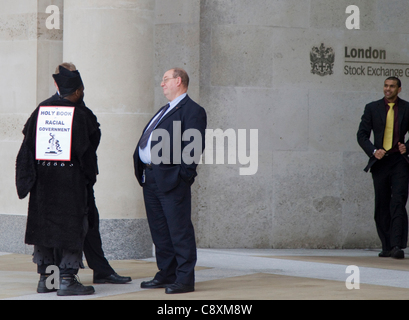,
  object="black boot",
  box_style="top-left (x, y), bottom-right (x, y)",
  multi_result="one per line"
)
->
top-left (57, 274), bottom-right (95, 296)
top-left (37, 274), bottom-right (57, 293)
top-left (391, 246), bottom-right (405, 259)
